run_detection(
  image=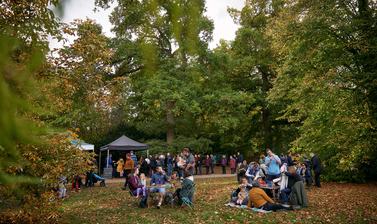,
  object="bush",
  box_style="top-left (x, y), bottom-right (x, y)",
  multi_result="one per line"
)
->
top-left (0, 134), bottom-right (94, 224)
